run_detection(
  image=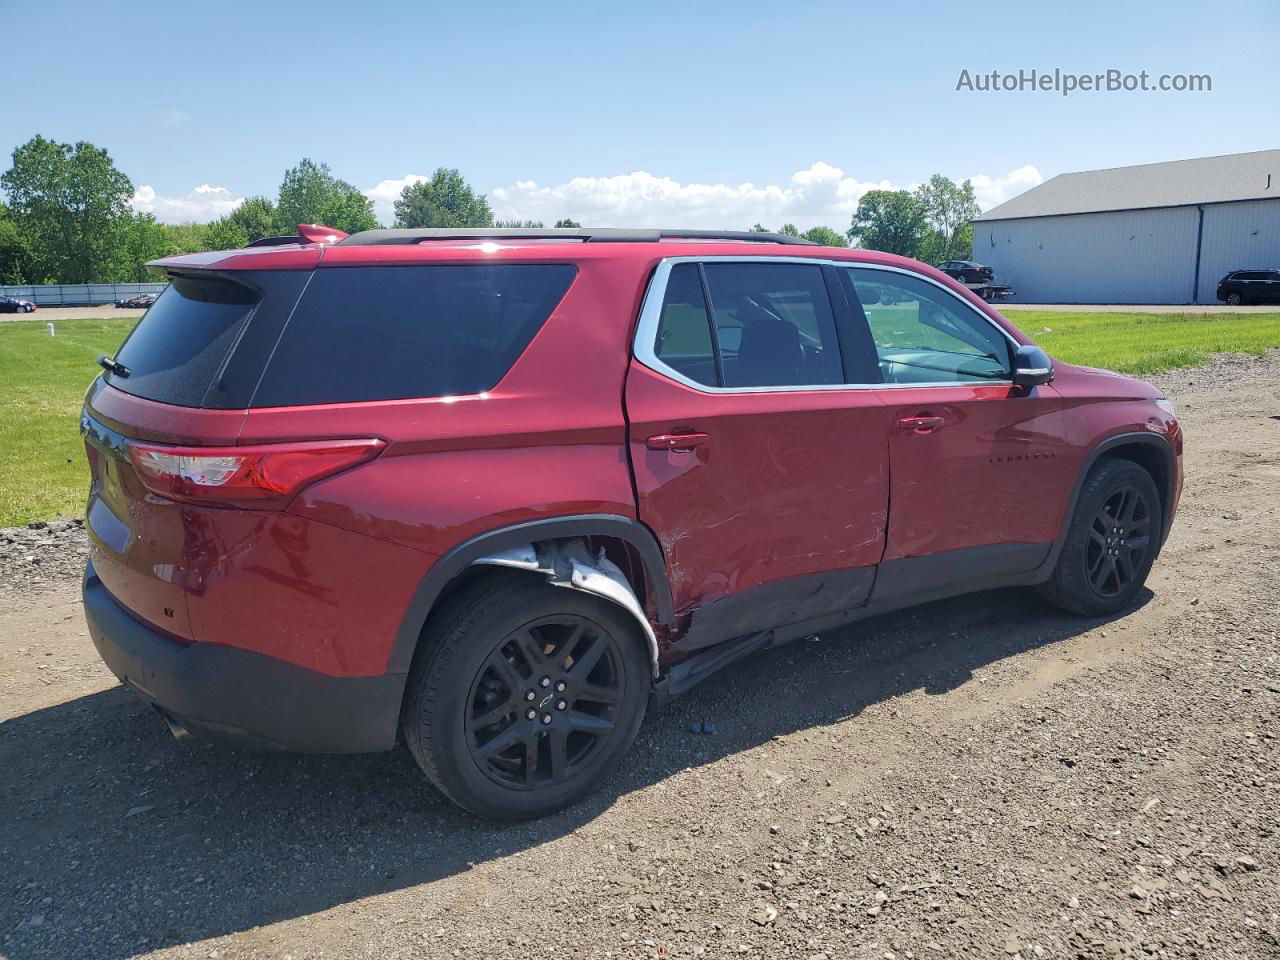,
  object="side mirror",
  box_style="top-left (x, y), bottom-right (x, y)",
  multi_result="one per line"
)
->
top-left (1012, 344), bottom-right (1054, 389)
